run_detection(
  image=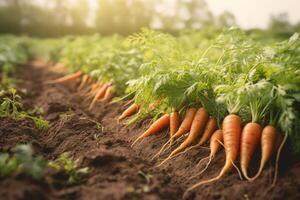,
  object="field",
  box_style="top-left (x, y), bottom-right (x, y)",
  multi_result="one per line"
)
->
top-left (0, 28), bottom-right (300, 200)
